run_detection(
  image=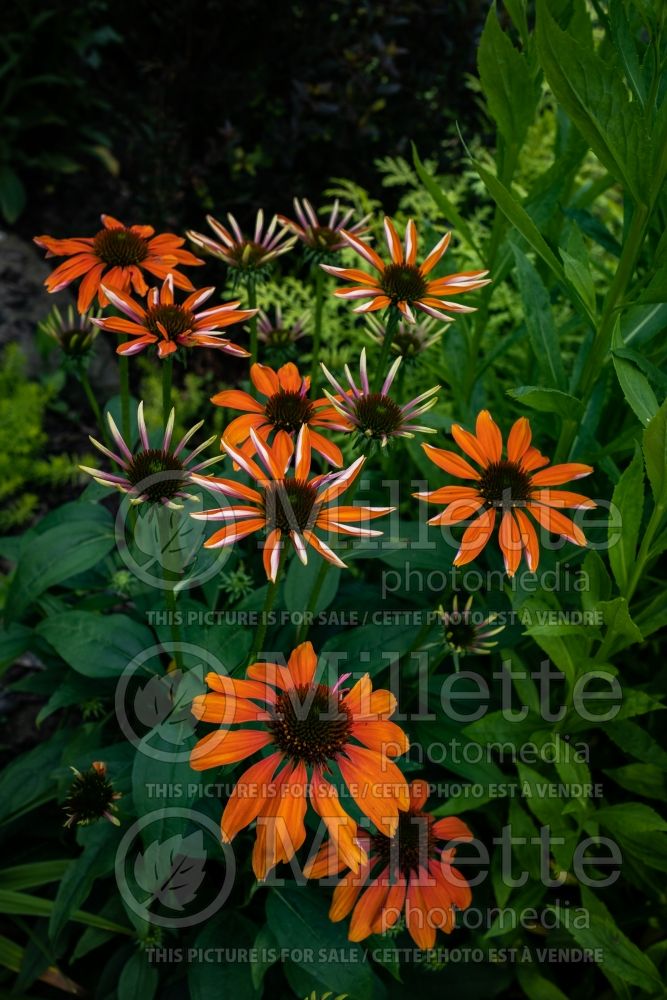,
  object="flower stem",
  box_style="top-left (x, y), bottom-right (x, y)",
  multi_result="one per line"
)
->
top-left (158, 507), bottom-right (183, 671)
top-left (249, 546), bottom-right (288, 661)
top-left (373, 307), bottom-right (400, 392)
top-left (119, 353), bottom-right (130, 441)
top-left (295, 557), bottom-right (330, 644)
top-left (247, 278), bottom-right (258, 365)
top-left (162, 357), bottom-right (173, 426)
top-left (309, 265), bottom-right (325, 394)
top-left (79, 366), bottom-right (108, 445)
